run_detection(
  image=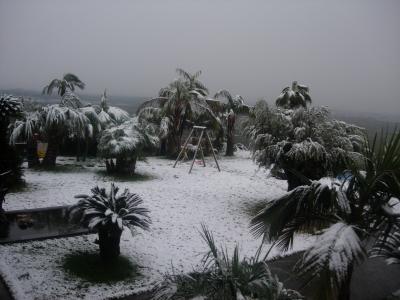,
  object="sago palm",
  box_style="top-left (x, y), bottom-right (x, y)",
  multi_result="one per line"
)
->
top-left (69, 183), bottom-right (151, 260)
top-left (251, 129), bottom-right (400, 300)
